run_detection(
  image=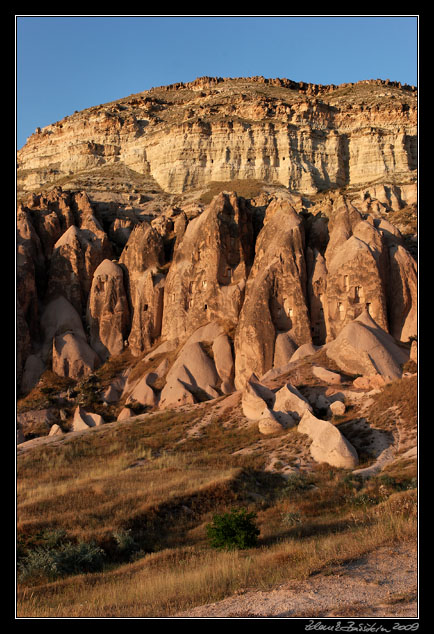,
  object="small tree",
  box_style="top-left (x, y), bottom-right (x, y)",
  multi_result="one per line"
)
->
top-left (206, 508), bottom-right (260, 550)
